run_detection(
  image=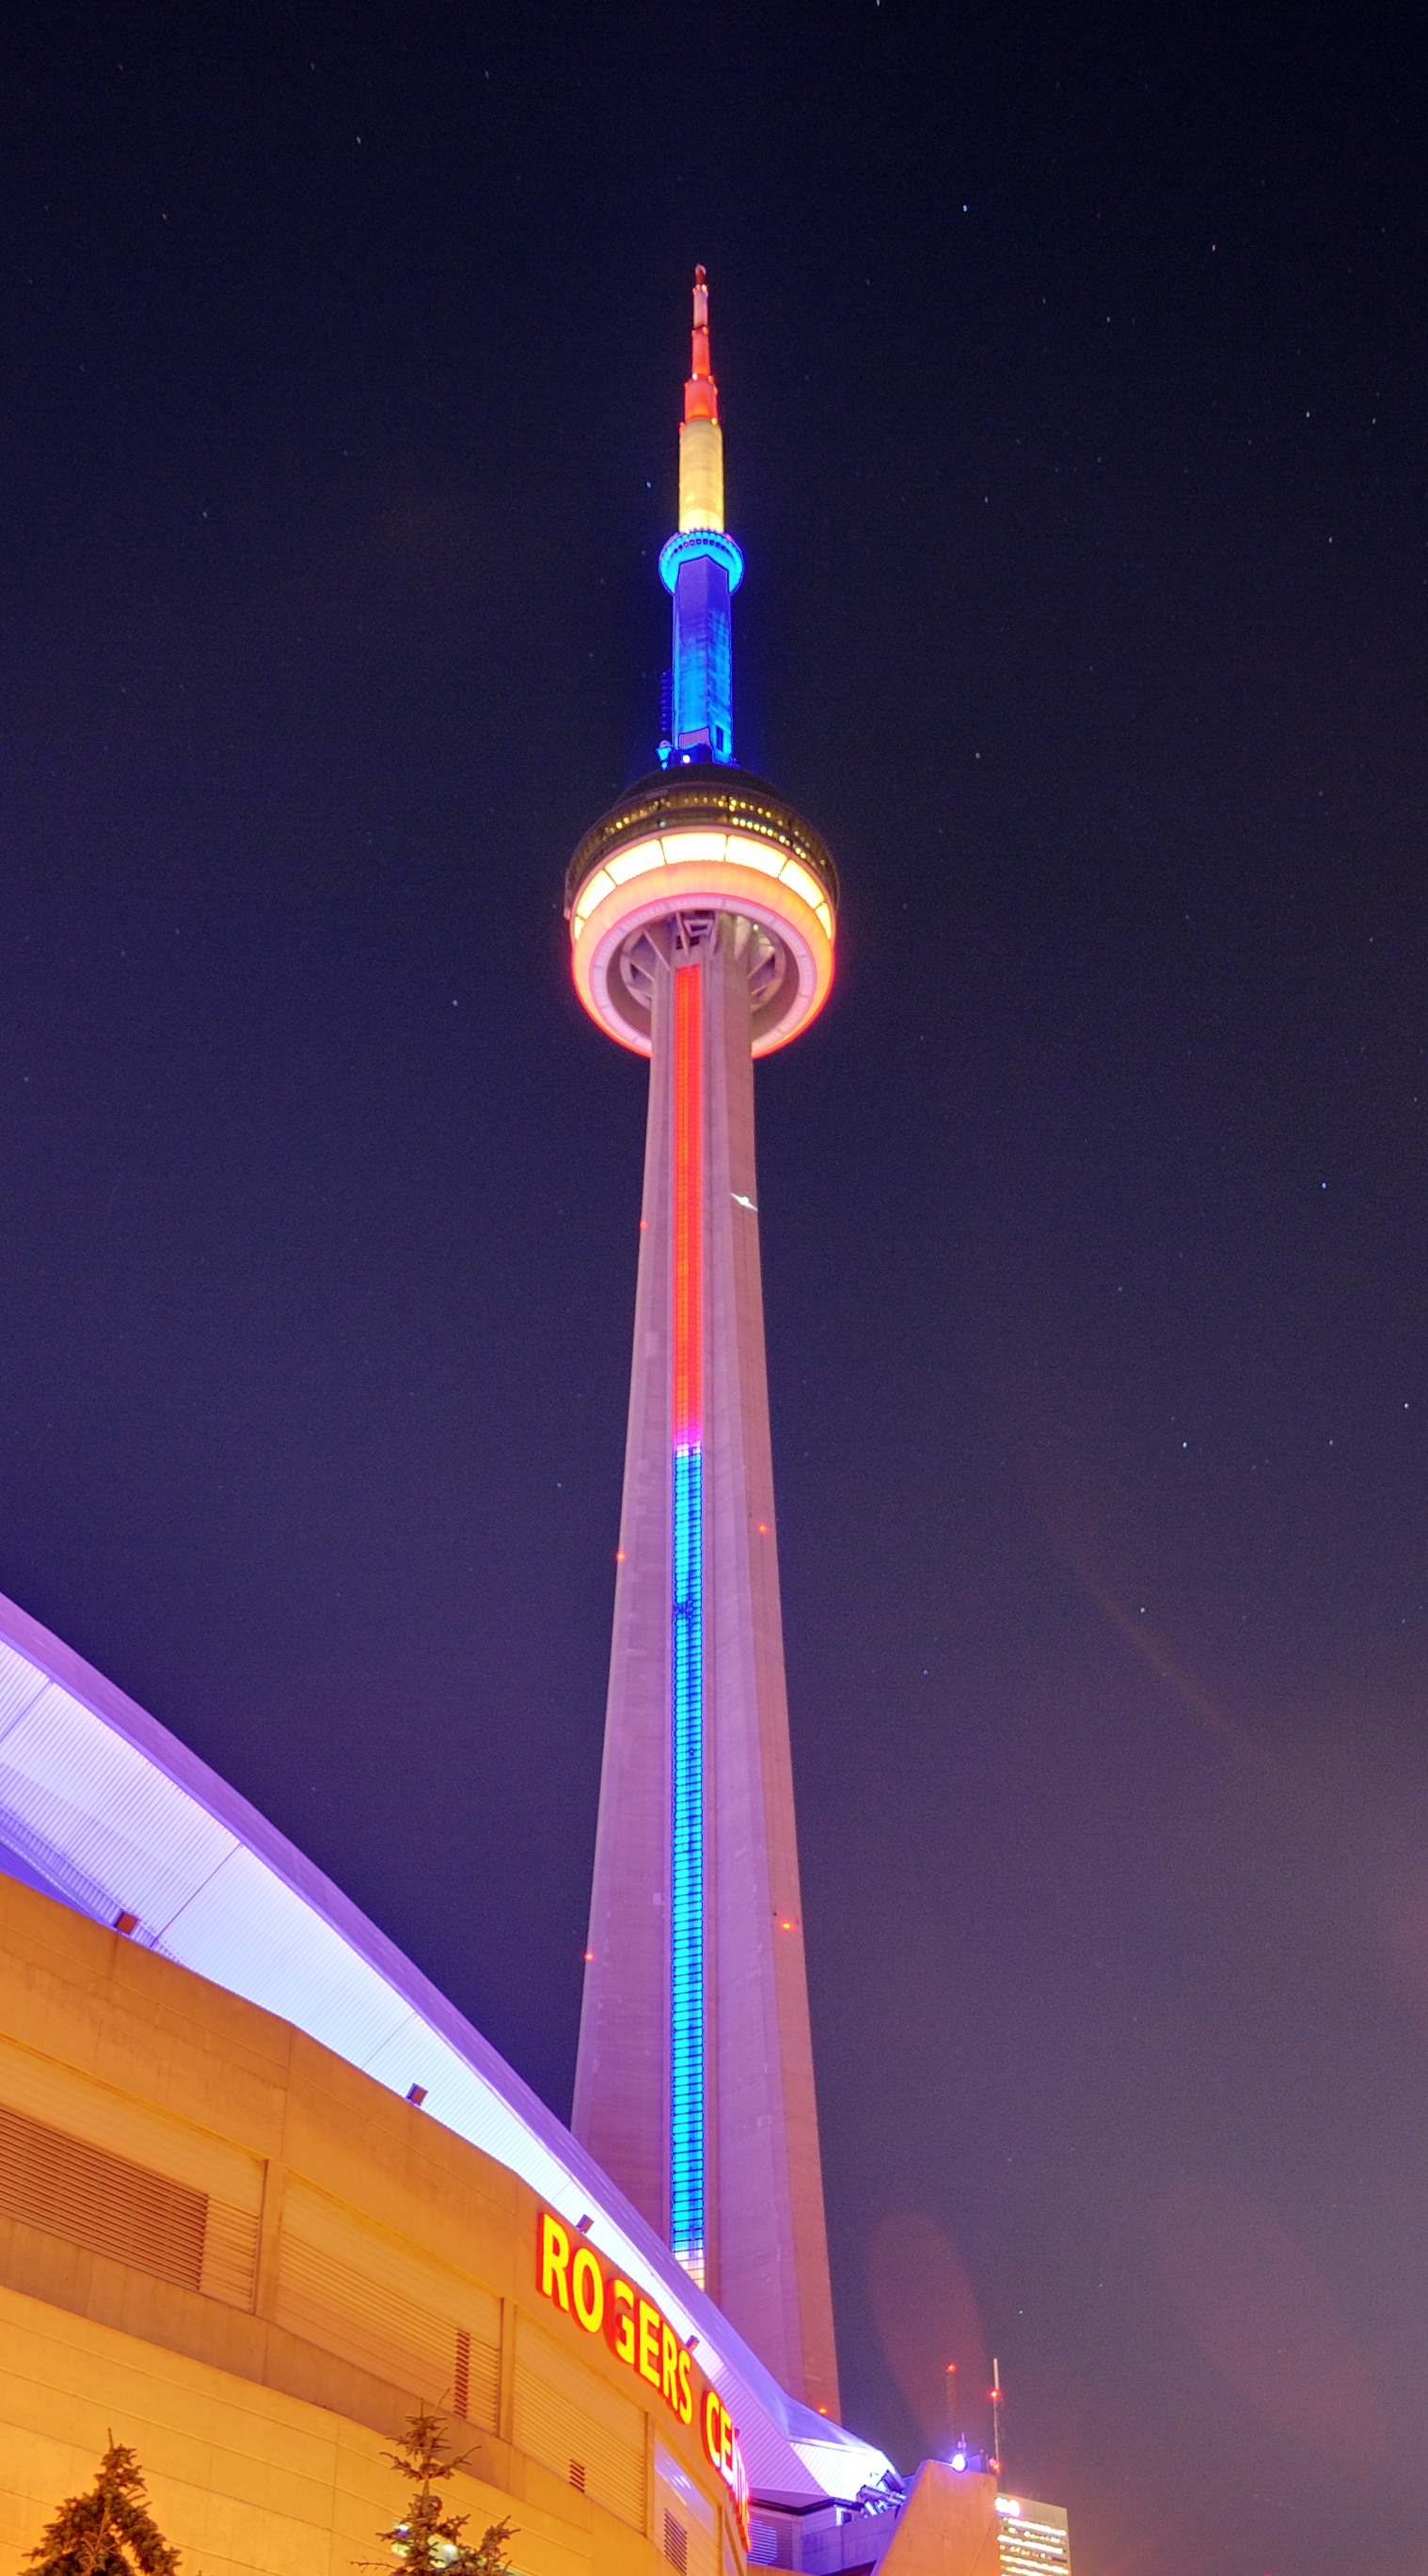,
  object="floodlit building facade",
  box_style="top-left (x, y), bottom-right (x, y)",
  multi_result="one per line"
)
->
top-left (0, 1585), bottom-right (892, 2576)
